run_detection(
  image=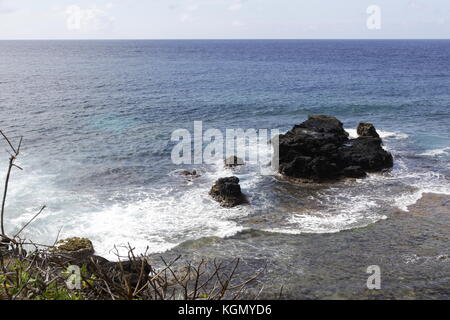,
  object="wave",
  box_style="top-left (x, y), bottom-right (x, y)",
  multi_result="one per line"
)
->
top-left (264, 194), bottom-right (386, 235)
top-left (393, 182), bottom-right (450, 212)
top-left (7, 138), bottom-right (273, 259)
top-left (6, 160), bottom-right (253, 260)
top-left (364, 160), bottom-right (450, 211)
top-left (418, 147), bottom-right (450, 157)
top-left (11, 183), bottom-right (249, 260)
top-left (345, 128), bottom-right (409, 140)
